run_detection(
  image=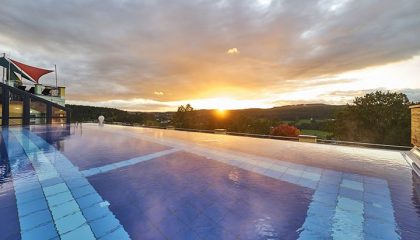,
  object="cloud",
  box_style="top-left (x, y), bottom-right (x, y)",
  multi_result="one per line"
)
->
top-left (227, 48), bottom-right (240, 55)
top-left (0, 0), bottom-right (419, 111)
top-left (153, 91), bottom-right (164, 96)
